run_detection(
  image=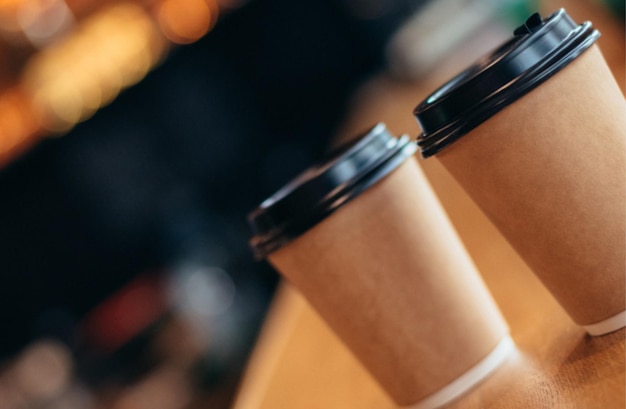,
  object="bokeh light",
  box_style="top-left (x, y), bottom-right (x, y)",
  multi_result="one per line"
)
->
top-left (21, 3), bottom-right (166, 133)
top-left (0, 87), bottom-right (39, 158)
top-left (0, 0), bottom-right (26, 42)
top-left (18, 0), bottom-right (75, 48)
top-left (12, 340), bottom-right (73, 401)
top-left (155, 0), bottom-right (217, 45)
